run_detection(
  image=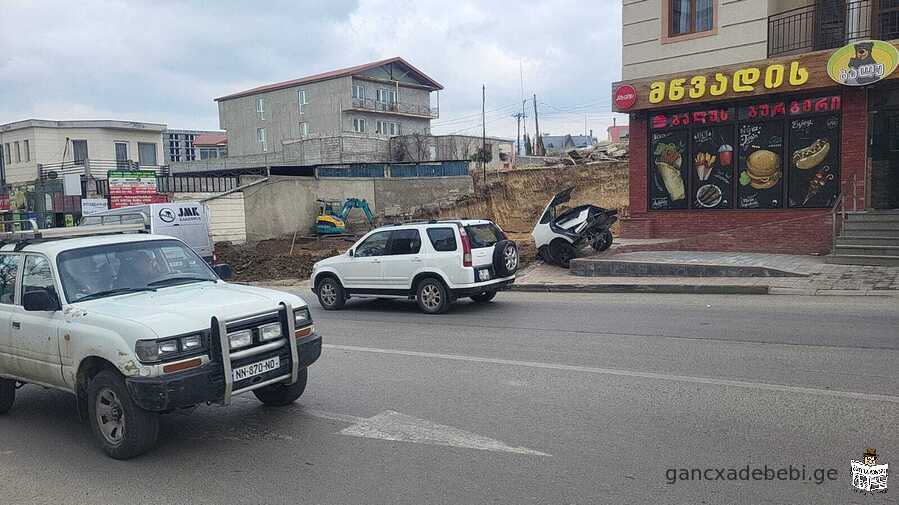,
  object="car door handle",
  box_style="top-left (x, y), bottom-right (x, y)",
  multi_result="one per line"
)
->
top-left (411, 257), bottom-right (423, 262)
top-left (11, 321), bottom-right (20, 329)
top-left (371, 258), bottom-right (381, 263)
